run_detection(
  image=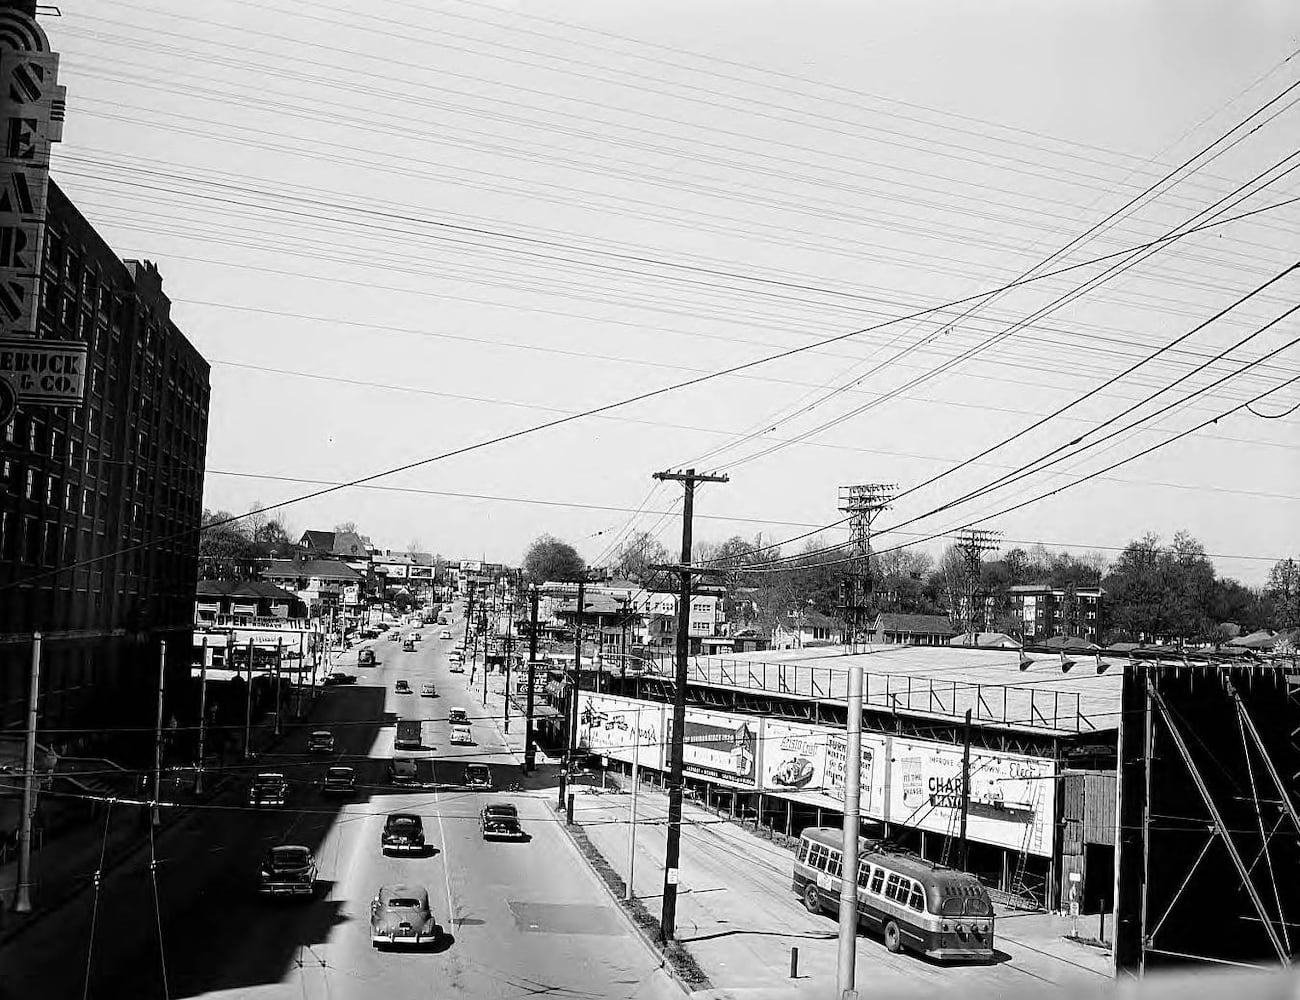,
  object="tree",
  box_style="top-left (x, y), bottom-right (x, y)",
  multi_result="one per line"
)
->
top-left (406, 538), bottom-right (424, 556)
top-left (1267, 557), bottom-right (1300, 629)
top-left (523, 534), bottom-right (586, 583)
top-left (1103, 531), bottom-right (1220, 643)
top-left (610, 530), bottom-right (671, 584)
top-left (198, 509), bottom-right (260, 580)
top-left (335, 521), bottom-right (359, 535)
